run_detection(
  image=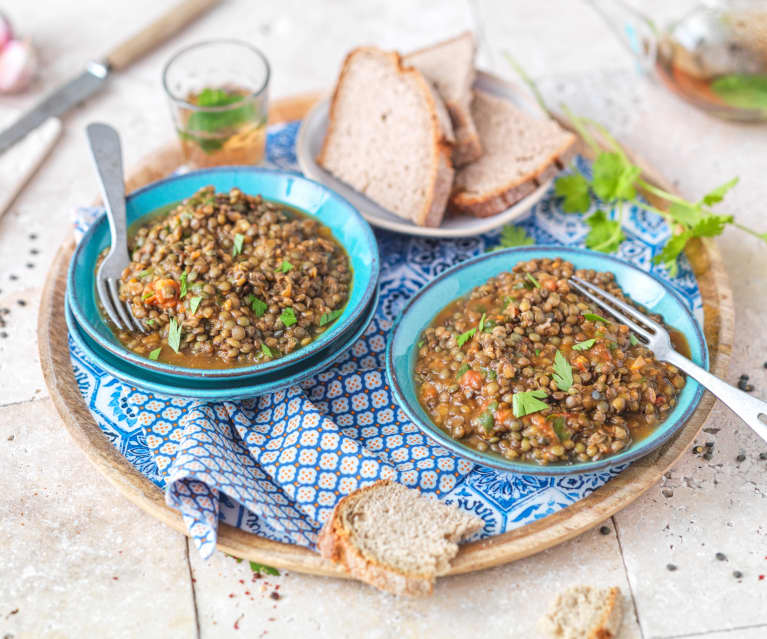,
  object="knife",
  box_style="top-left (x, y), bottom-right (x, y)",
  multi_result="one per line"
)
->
top-left (0, 0), bottom-right (220, 155)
